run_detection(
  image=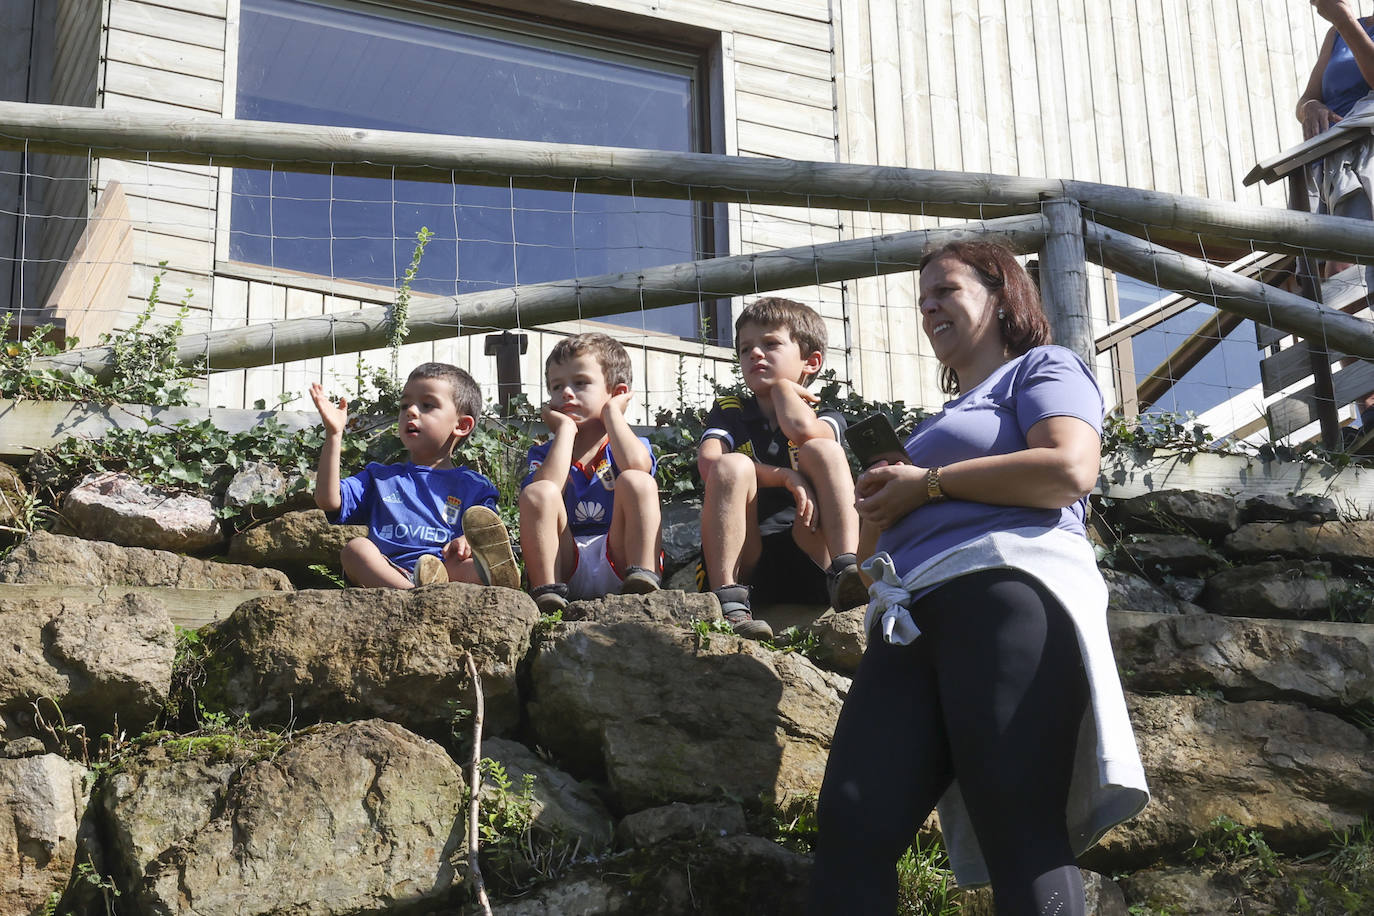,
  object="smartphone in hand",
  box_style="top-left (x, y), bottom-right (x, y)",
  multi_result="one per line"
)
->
top-left (845, 414), bottom-right (911, 469)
